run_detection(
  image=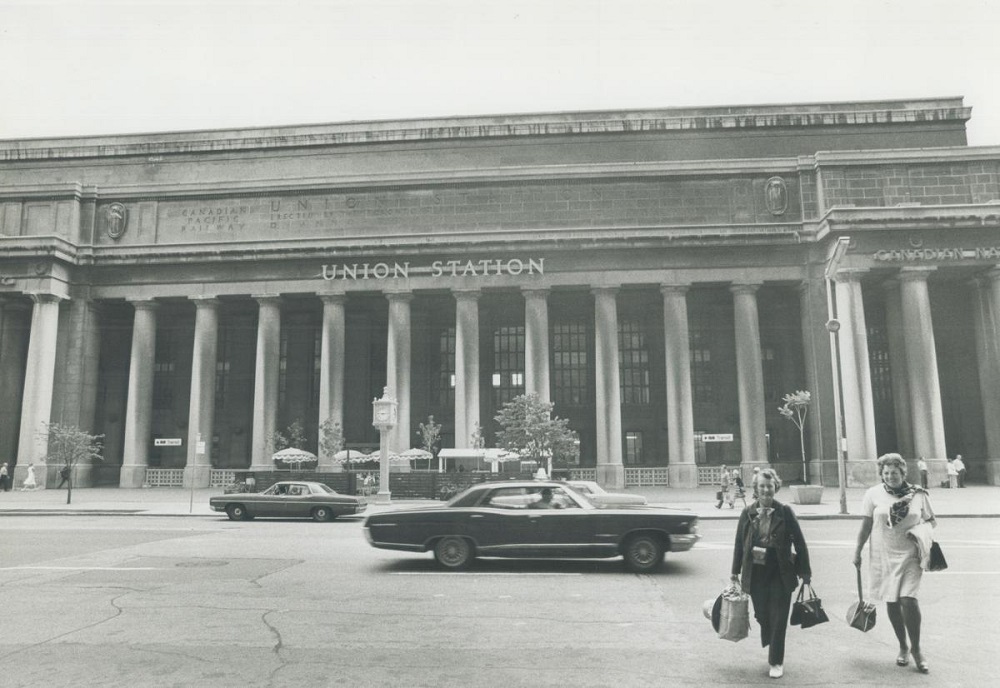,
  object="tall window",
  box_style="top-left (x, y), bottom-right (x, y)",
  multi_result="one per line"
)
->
top-left (214, 326), bottom-right (231, 411)
top-left (437, 326), bottom-right (456, 407)
top-left (492, 325), bottom-right (524, 406)
top-left (312, 328), bottom-right (322, 411)
top-left (278, 330), bottom-right (289, 410)
top-left (761, 346), bottom-right (779, 403)
top-left (619, 320), bottom-right (650, 405)
top-left (625, 431), bottom-right (644, 465)
top-left (152, 333), bottom-right (176, 410)
top-left (867, 323), bottom-right (894, 405)
top-left (553, 322), bottom-right (588, 405)
top-left (690, 341), bottom-right (714, 405)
